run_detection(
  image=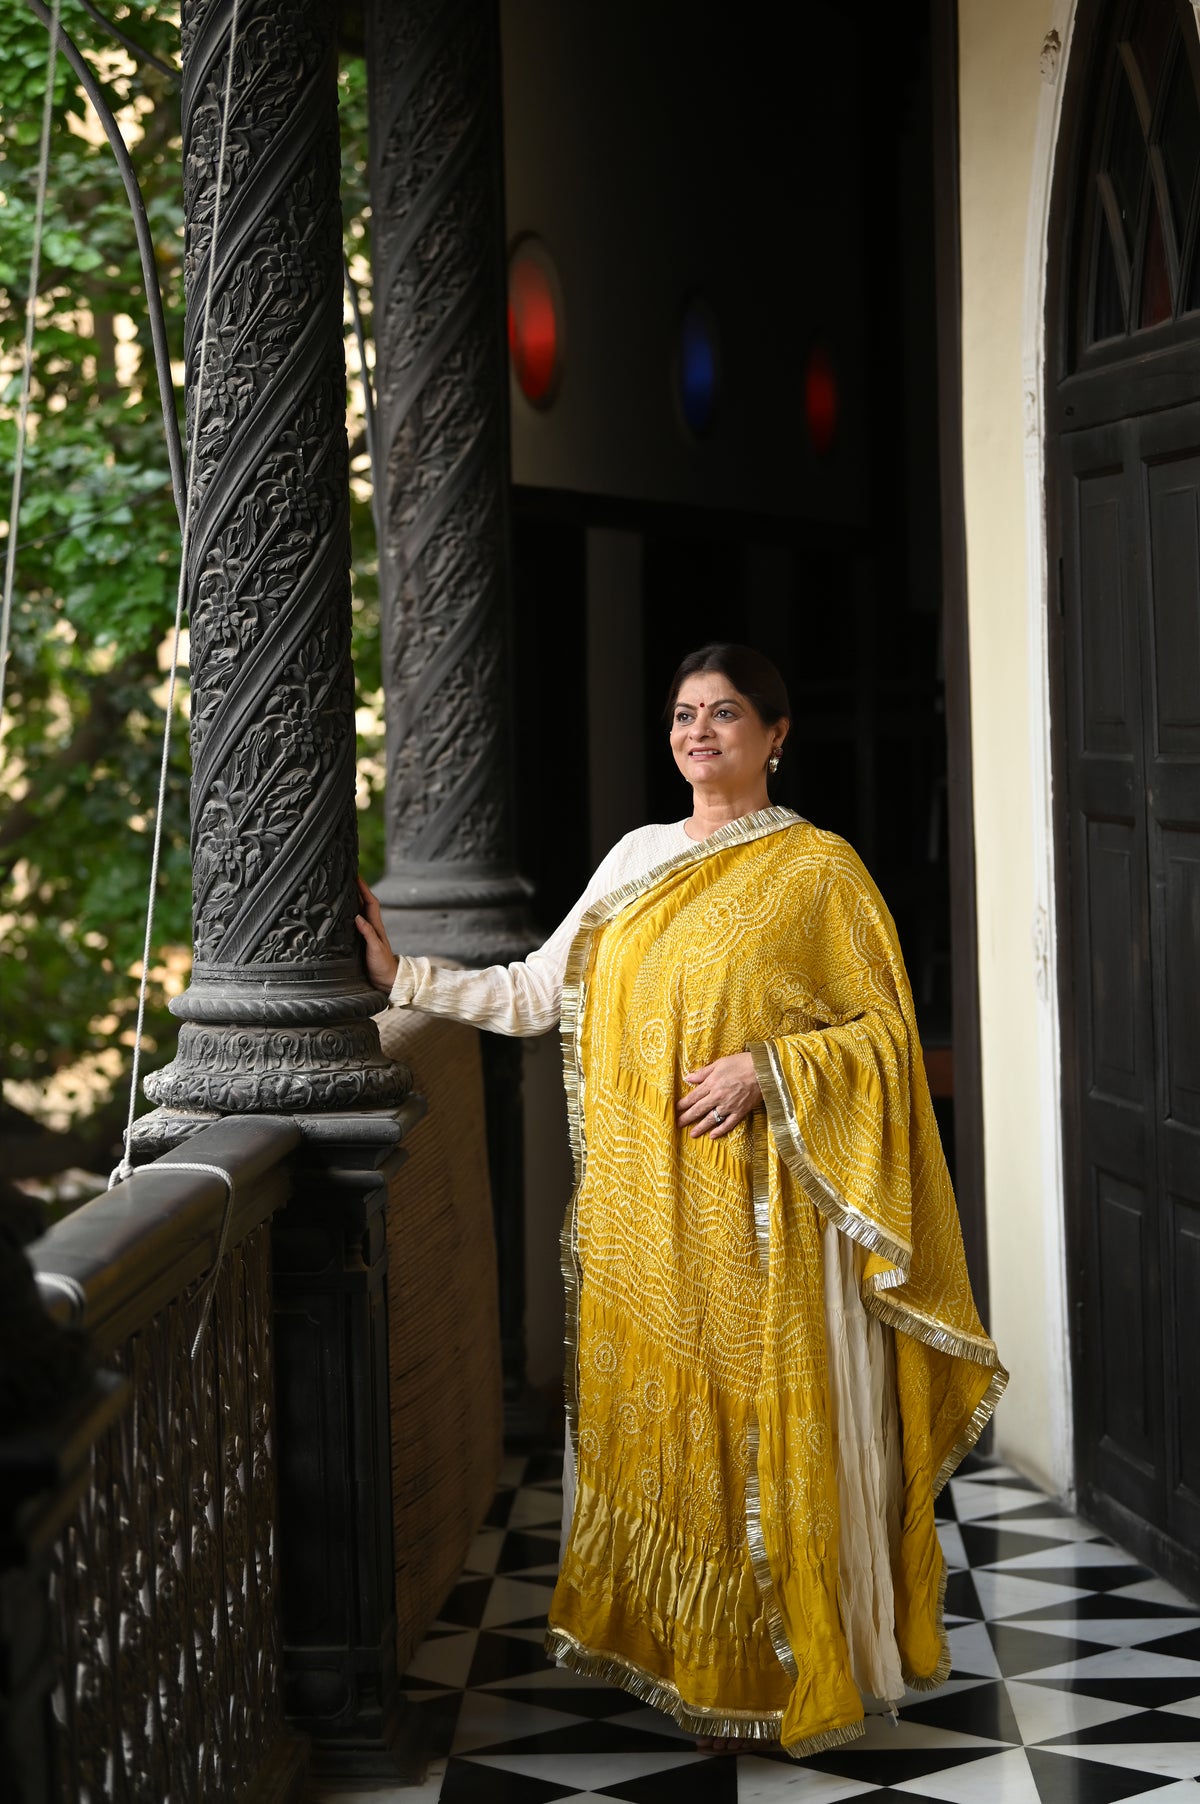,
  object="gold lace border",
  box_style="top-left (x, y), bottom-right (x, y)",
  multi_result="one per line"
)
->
top-left (751, 1039), bottom-right (1005, 1375)
top-left (544, 1626), bottom-right (869, 1760)
top-left (557, 806), bottom-right (803, 1449)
